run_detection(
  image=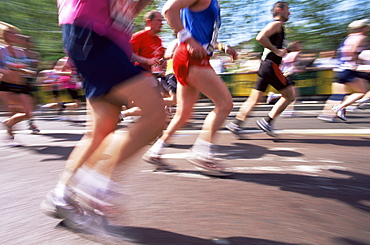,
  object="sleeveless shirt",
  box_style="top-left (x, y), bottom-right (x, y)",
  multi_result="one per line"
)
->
top-left (261, 20), bottom-right (285, 65)
top-left (180, 0), bottom-right (220, 55)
